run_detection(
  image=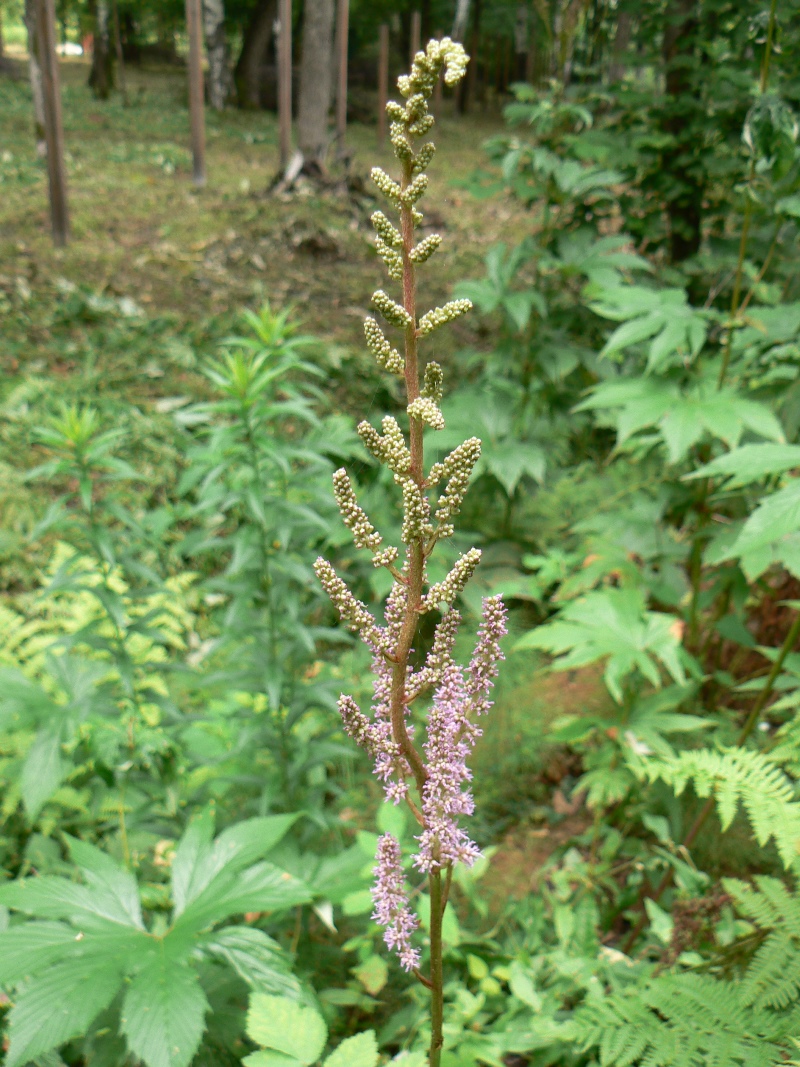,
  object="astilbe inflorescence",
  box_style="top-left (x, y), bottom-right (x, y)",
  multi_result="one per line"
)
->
top-left (314, 38), bottom-right (507, 986)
